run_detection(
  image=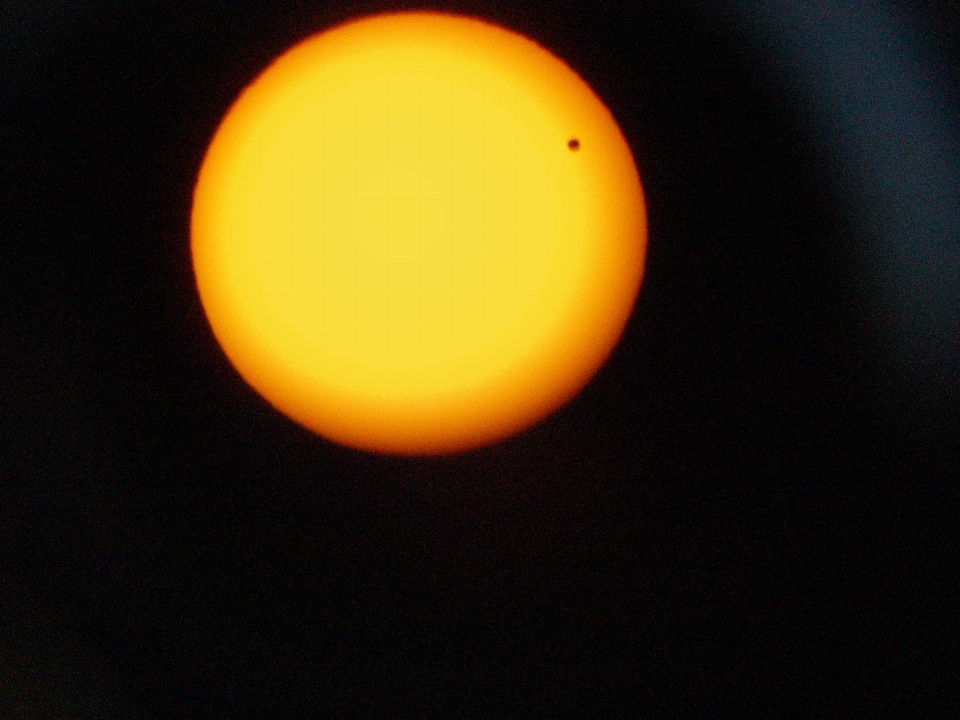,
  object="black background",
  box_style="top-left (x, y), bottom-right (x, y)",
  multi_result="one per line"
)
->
top-left (2, 1), bottom-right (958, 716)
